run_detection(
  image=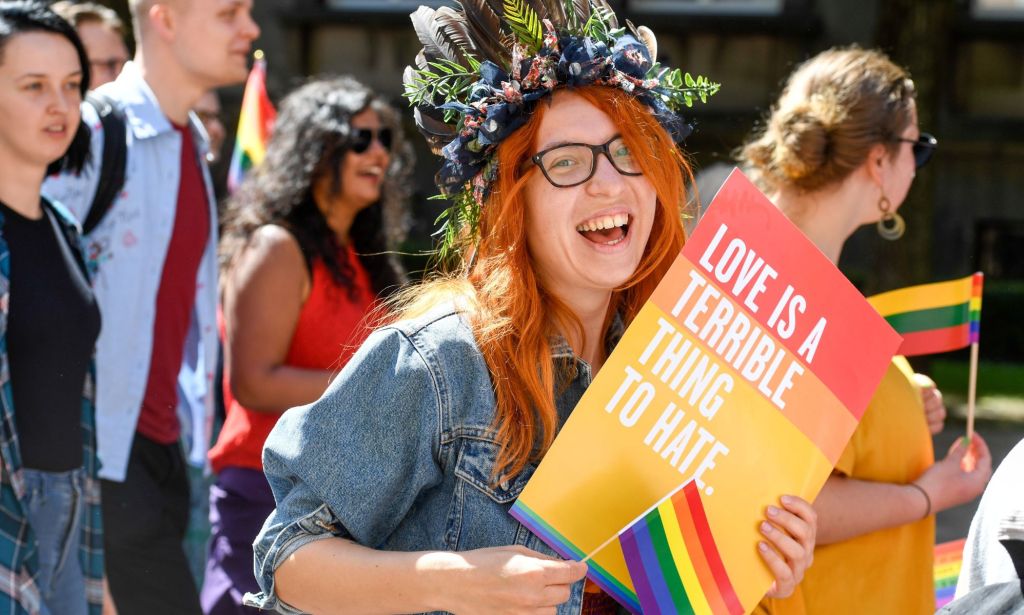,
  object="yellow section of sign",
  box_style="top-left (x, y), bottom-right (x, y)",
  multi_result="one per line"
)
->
top-left (520, 301), bottom-right (833, 611)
